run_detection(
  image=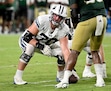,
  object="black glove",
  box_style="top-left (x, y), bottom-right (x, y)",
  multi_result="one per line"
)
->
top-left (36, 42), bottom-right (44, 50)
